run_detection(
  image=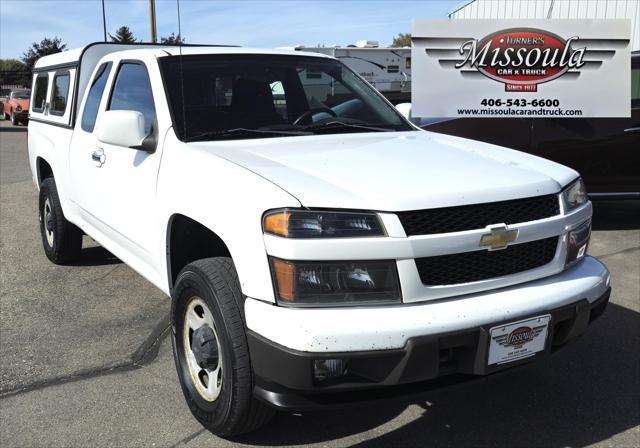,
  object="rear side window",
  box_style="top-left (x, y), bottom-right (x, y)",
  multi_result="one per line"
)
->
top-left (108, 62), bottom-right (156, 135)
top-left (50, 71), bottom-right (70, 116)
top-left (81, 62), bottom-right (113, 133)
top-left (32, 74), bottom-right (48, 112)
